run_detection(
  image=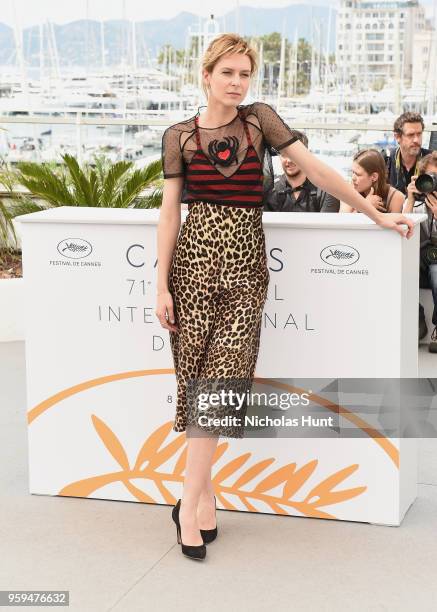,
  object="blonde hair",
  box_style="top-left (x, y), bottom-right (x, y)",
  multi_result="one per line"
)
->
top-left (201, 33), bottom-right (258, 98)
